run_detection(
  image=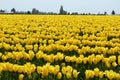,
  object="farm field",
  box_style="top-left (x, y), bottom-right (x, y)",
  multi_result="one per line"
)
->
top-left (0, 15), bottom-right (120, 80)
